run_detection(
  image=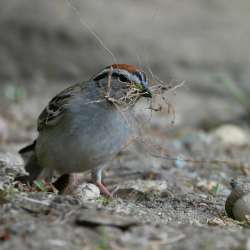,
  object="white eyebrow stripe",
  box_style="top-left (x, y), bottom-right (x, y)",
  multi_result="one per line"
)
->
top-left (130, 73), bottom-right (141, 83)
top-left (115, 69), bottom-right (142, 83)
top-left (93, 68), bottom-right (142, 84)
